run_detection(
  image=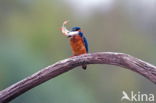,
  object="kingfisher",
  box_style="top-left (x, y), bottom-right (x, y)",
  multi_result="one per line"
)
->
top-left (61, 20), bottom-right (89, 69)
